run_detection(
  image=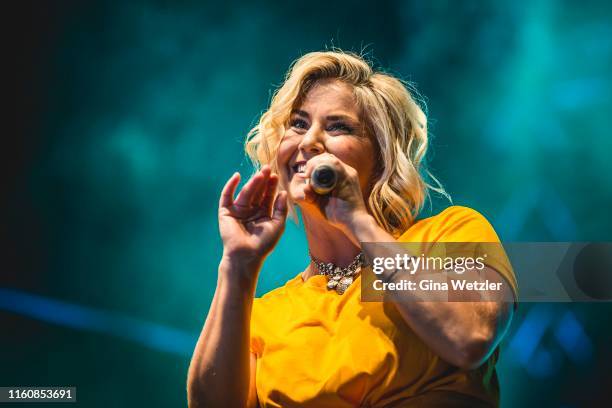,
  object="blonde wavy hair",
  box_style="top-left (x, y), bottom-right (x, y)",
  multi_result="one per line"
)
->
top-left (245, 50), bottom-right (449, 238)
